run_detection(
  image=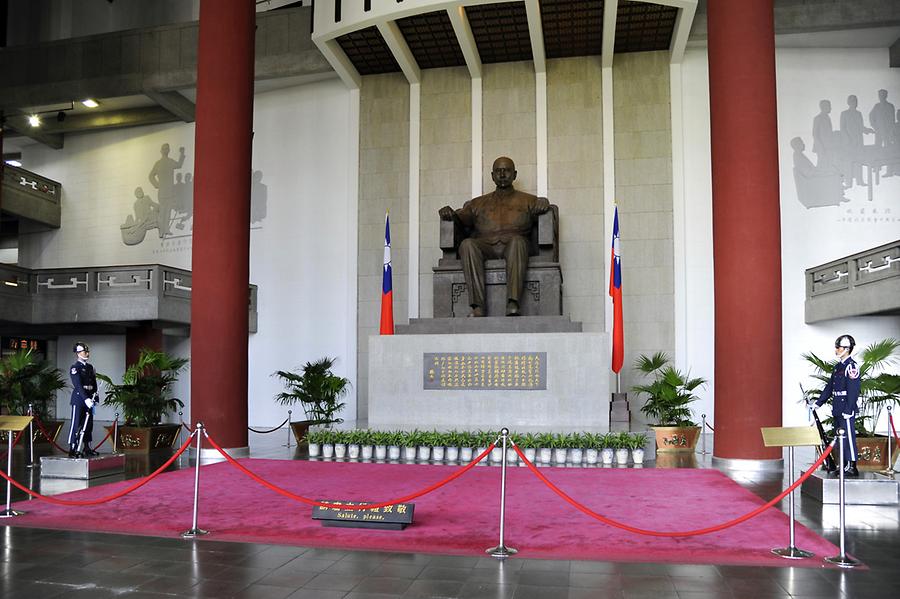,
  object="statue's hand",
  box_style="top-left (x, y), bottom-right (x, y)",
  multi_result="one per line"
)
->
top-left (439, 206), bottom-right (455, 221)
top-left (179, 146), bottom-right (186, 154)
top-left (535, 197), bottom-right (550, 214)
